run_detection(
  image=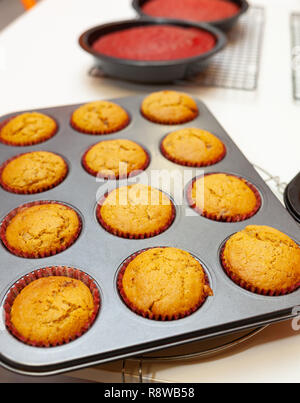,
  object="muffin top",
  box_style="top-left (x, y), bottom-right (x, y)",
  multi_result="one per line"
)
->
top-left (222, 225), bottom-right (300, 293)
top-left (10, 276), bottom-right (95, 346)
top-left (120, 247), bottom-right (212, 319)
top-left (141, 90), bottom-right (198, 124)
top-left (83, 139), bottom-right (149, 179)
top-left (161, 128), bottom-right (226, 166)
top-left (0, 112), bottom-right (57, 146)
top-left (190, 173), bottom-right (260, 221)
top-left (98, 184), bottom-right (174, 238)
top-left (0, 151), bottom-right (68, 194)
top-left (2, 203), bottom-right (81, 258)
top-left (71, 101), bottom-right (130, 134)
